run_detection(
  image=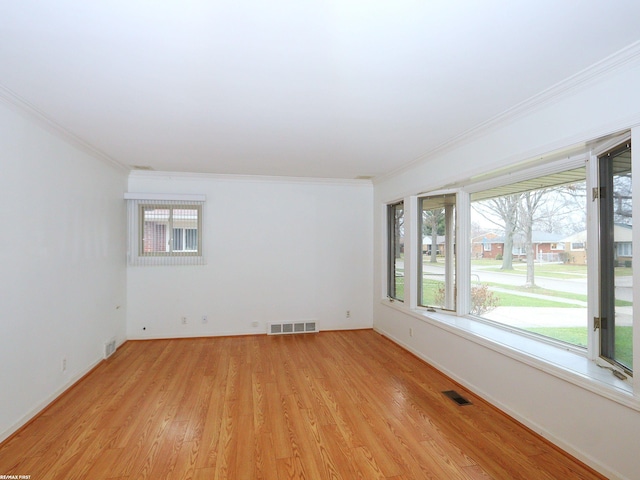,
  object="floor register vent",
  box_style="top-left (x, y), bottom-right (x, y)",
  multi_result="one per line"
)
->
top-left (268, 321), bottom-right (318, 335)
top-left (442, 390), bottom-right (473, 406)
